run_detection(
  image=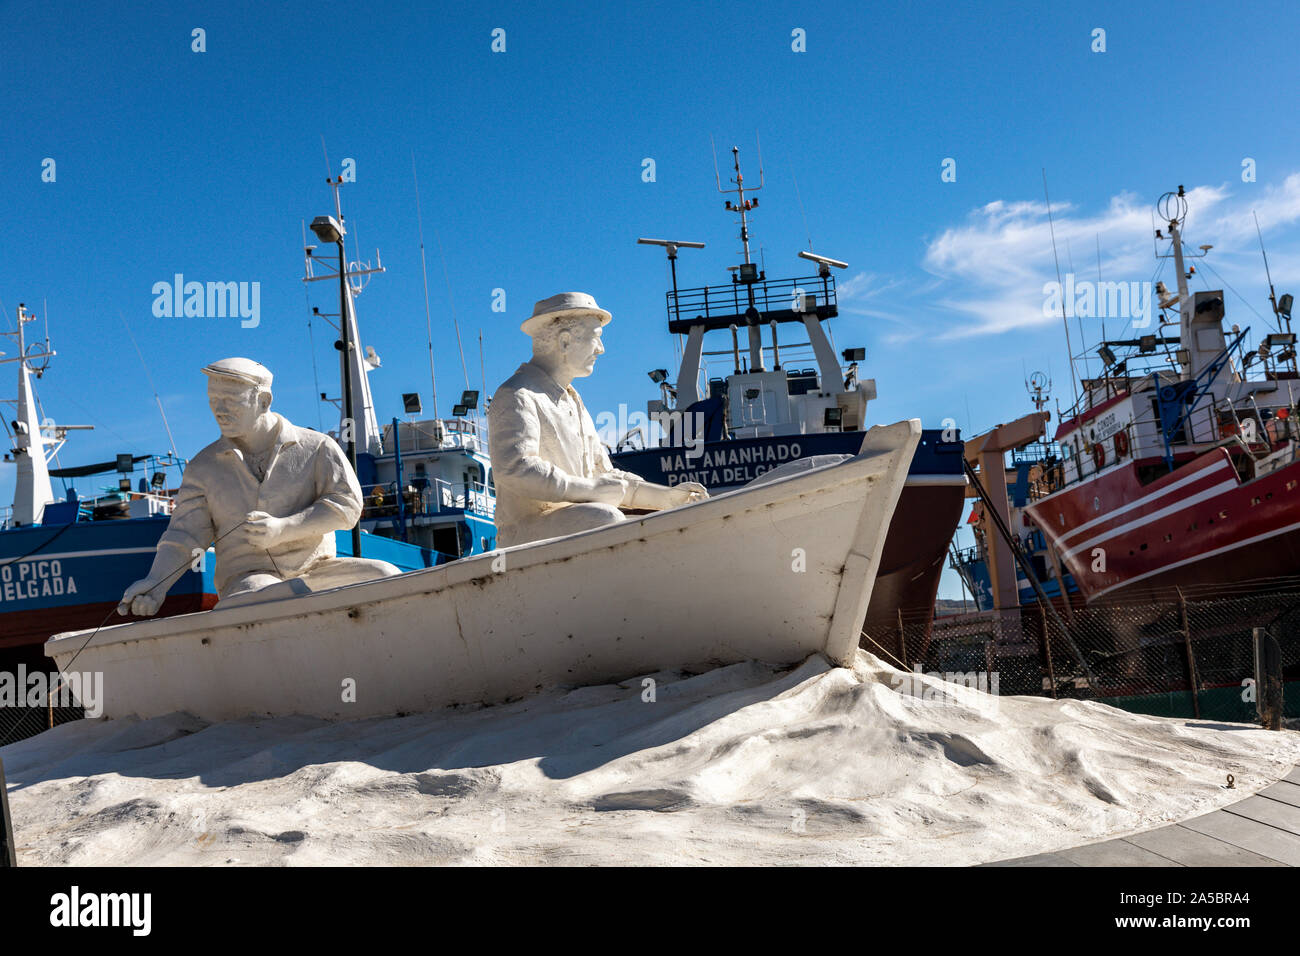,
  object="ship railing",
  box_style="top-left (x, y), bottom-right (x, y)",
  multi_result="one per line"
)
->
top-left (1025, 463), bottom-right (1066, 501)
top-left (1009, 441), bottom-right (1062, 467)
top-left (665, 273), bottom-right (837, 328)
top-left (386, 417), bottom-right (486, 454)
top-left (1055, 418), bottom-right (1144, 489)
top-left (1210, 394), bottom-right (1300, 478)
top-left (1054, 398), bottom-right (1234, 489)
top-left (0, 505), bottom-right (11, 530)
top-left (362, 478), bottom-right (495, 520)
top-left (1212, 393), bottom-right (1300, 449)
